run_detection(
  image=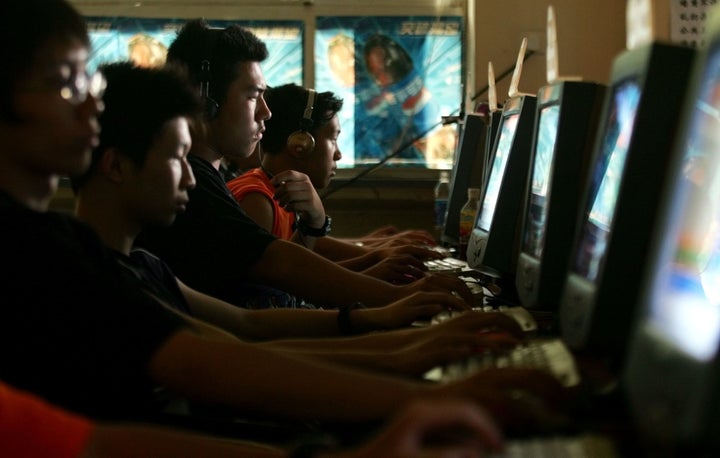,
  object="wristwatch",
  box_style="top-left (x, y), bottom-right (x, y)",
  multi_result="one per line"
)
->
top-left (294, 215), bottom-right (332, 237)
